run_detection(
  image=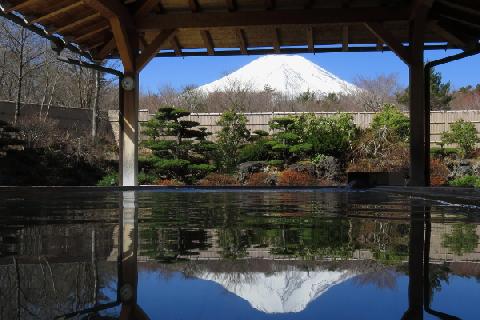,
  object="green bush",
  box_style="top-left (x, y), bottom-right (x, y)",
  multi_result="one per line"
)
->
top-left (97, 171), bottom-right (118, 186)
top-left (138, 171), bottom-right (156, 185)
top-left (239, 139), bottom-right (271, 162)
top-left (216, 110), bottom-right (250, 172)
top-left (441, 120), bottom-right (479, 158)
top-left (295, 113), bottom-right (358, 158)
top-left (371, 104), bottom-right (410, 141)
top-left (449, 175), bottom-right (480, 188)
